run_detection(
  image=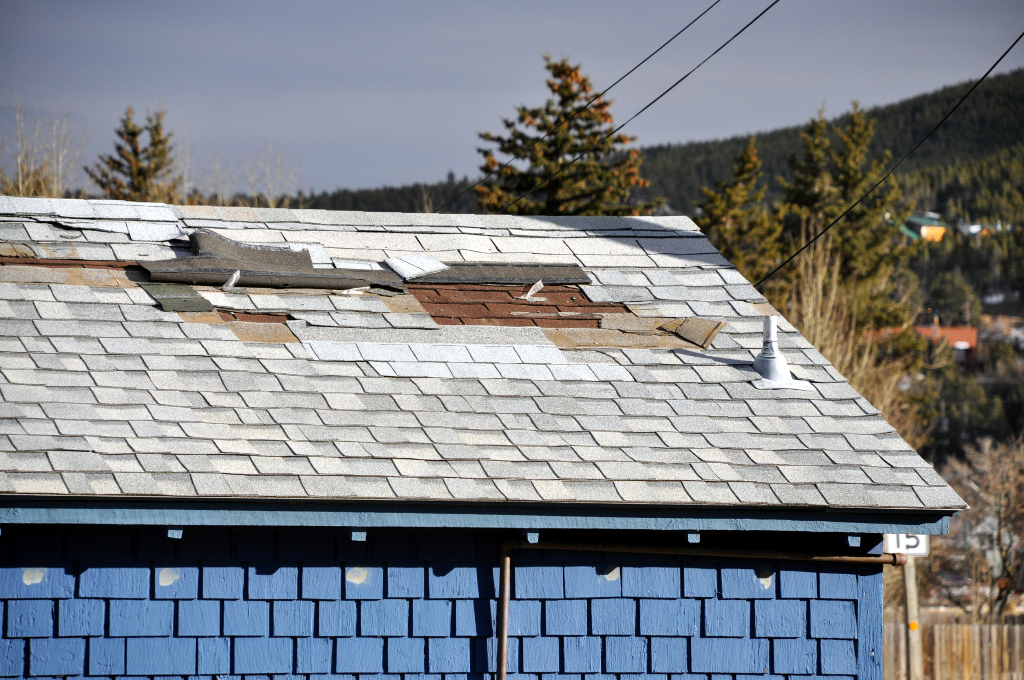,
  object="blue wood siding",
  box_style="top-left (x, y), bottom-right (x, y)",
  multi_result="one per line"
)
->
top-left (0, 526), bottom-right (881, 679)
